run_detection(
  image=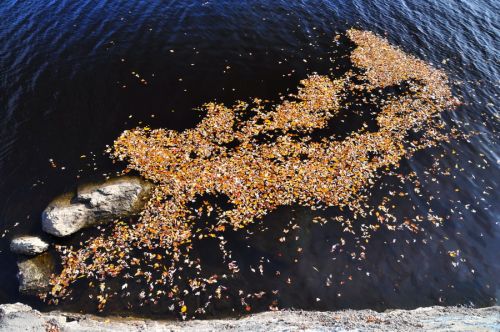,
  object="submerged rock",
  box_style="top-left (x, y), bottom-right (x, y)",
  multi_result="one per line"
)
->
top-left (17, 253), bottom-right (54, 293)
top-left (42, 176), bottom-right (153, 237)
top-left (10, 236), bottom-right (49, 256)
